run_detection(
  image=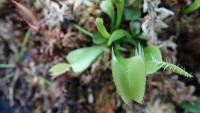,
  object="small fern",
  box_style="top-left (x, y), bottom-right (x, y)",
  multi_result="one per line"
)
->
top-left (152, 58), bottom-right (192, 78)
